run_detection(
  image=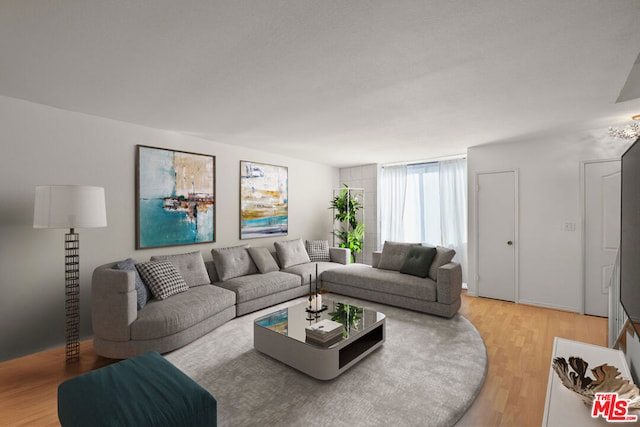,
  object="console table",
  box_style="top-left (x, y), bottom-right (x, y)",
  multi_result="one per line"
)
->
top-left (543, 337), bottom-right (632, 426)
